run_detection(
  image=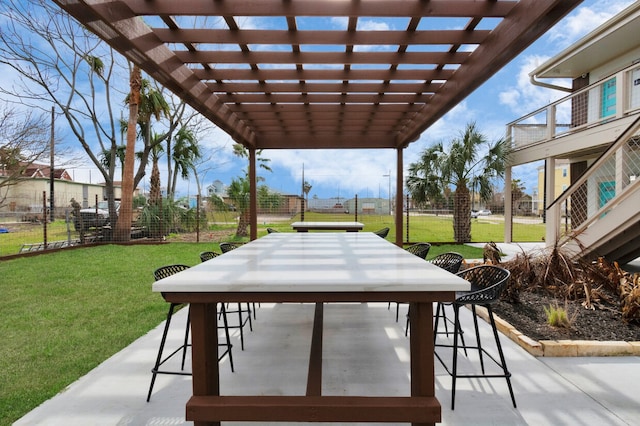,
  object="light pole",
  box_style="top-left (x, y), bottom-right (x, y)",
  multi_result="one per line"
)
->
top-left (382, 171), bottom-right (391, 215)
